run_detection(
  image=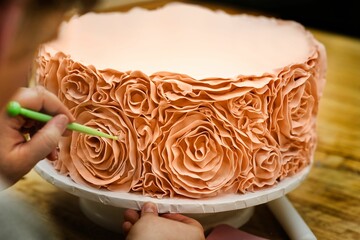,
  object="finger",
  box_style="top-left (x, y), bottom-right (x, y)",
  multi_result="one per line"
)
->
top-left (16, 114), bottom-right (69, 166)
top-left (141, 202), bottom-right (159, 217)
top-left (123, 209), bottom-right (140, 224)
top-left (46, 146), bottom-right (60, 161)
top-left (161, 213), bottom-right (204, 229)
top-left (13, 86), bottom-right (75, 121)
top-left (122, 221), bottom-right (133, 235)
top-left (63, 129), bottom-right (72, 137)
top-left (46, 149), bottom-right (57, 161)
